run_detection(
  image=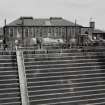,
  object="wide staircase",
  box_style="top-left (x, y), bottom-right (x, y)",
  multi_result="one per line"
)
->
top-left (0, 47), bottom-right (105, 105)
top-left (23, 47), bottom-right (105, 105)
top-left (0, 51), bottom-right (21, 105)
